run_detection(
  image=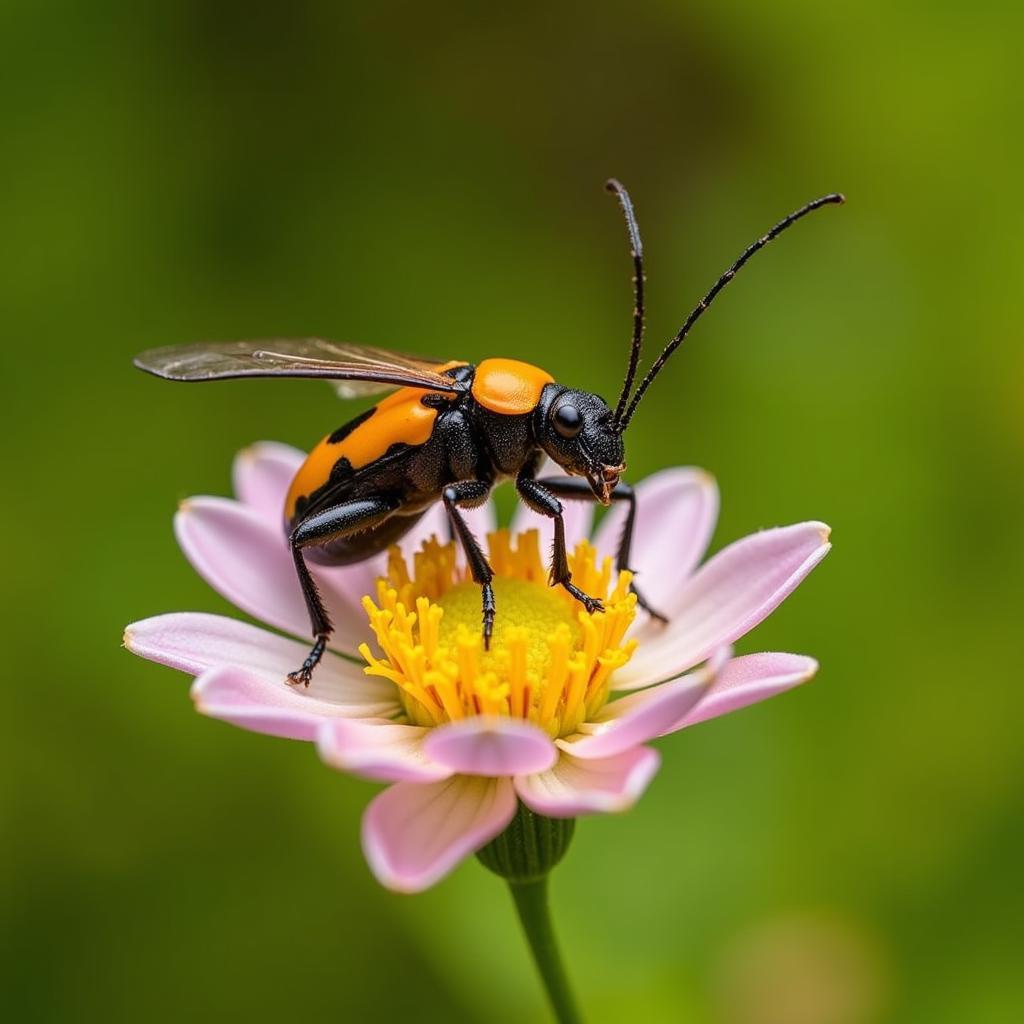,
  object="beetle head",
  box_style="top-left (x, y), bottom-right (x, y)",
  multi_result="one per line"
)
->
top-left (535, 385), bottom-right (625, 505)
